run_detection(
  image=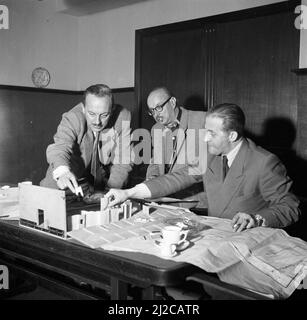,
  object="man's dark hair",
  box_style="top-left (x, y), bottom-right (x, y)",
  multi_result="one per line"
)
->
top-left (83, 84), bottom-right (113, 104)
top-left (207, 103), bottom-right (246, 138)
